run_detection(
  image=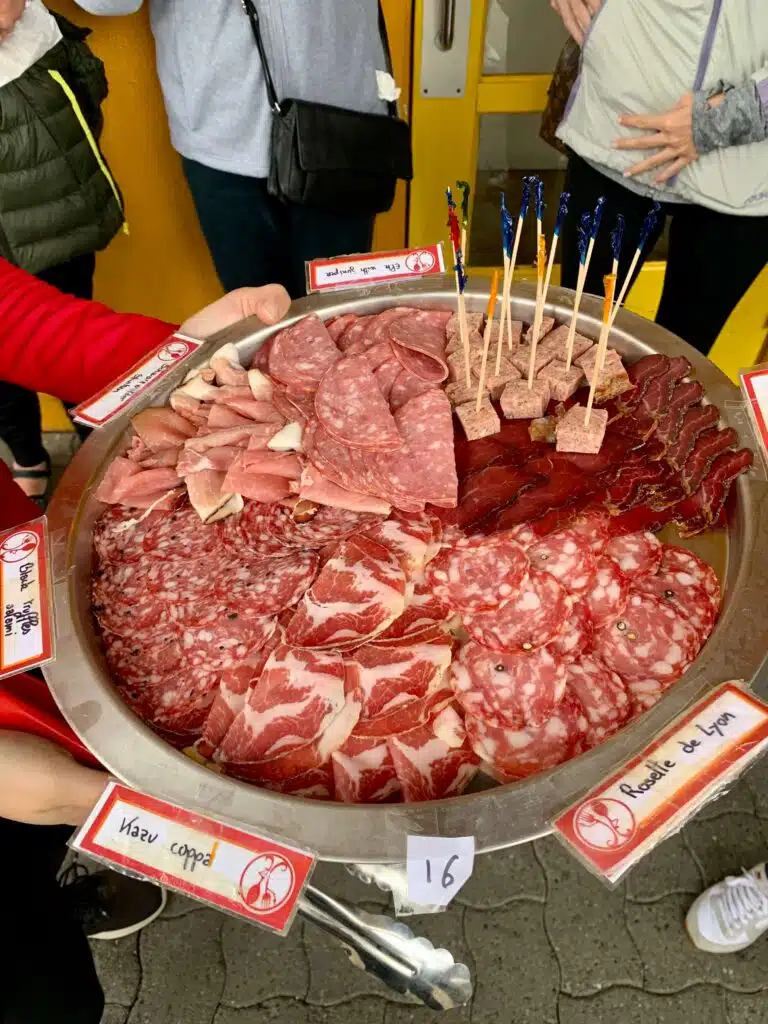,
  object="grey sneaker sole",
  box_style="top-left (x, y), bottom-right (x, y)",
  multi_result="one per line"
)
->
top-left (89, 887), bottom-right (168, 941)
